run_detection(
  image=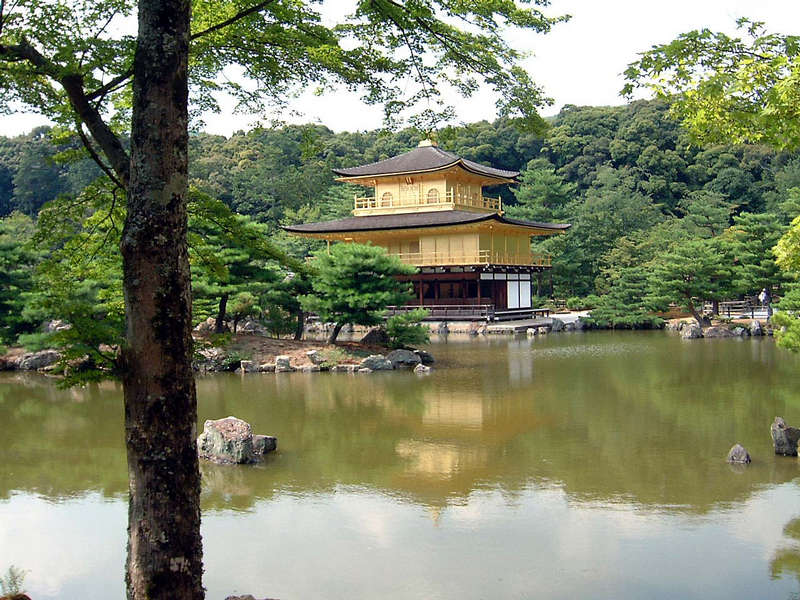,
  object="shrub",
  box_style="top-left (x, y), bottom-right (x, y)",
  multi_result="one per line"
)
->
top-left (566, 295), bottom-right (601, 310)
top-left (386, 309), bottom-right (430, 349)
